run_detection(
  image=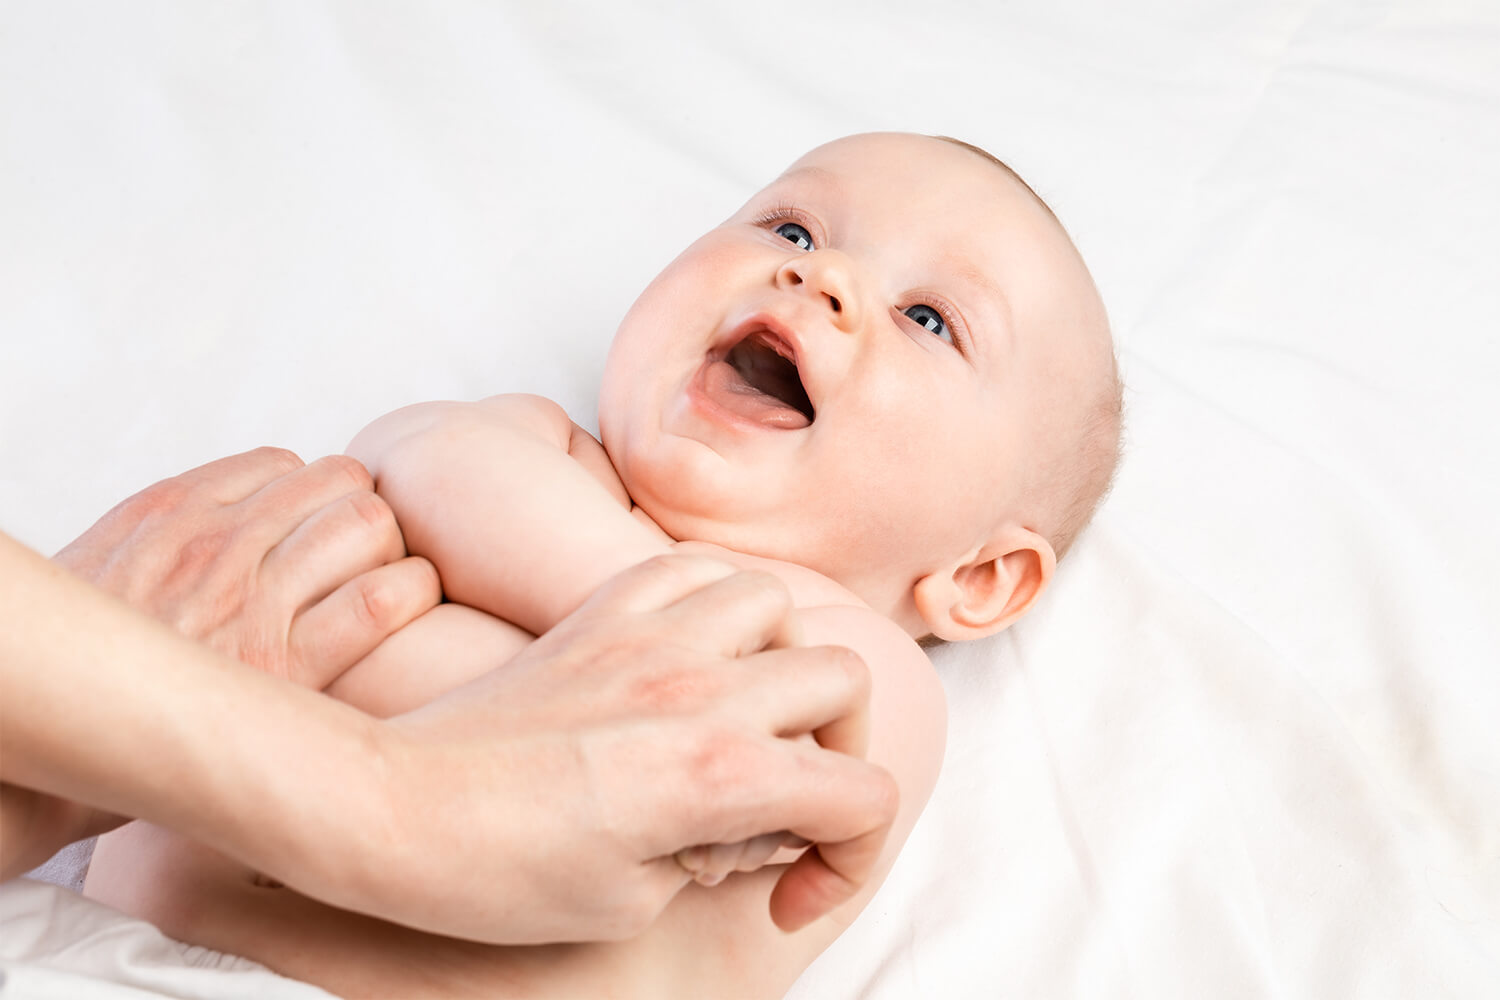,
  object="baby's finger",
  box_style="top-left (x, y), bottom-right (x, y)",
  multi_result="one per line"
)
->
top-left (287, 556), bottom-right (441, 689)
top-left (734, 831), bottom-right (805, 871)
top-left (233, 454), bottom-right (377, 554)
top-left (677, 832), bottom-right (797, 886)
top-left (264, 490), bottom-right (407, 614)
